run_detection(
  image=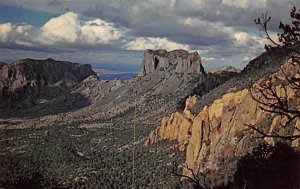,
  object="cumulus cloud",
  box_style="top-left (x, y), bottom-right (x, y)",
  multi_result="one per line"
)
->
top-left (0, 22), bottom-right (37, 46)
top-left (0, 0), bottom-right (297, 69)
top-left (41, 12), bottom-right (80, 44)
top-left (0, 12), bottom-right (125, 47)
top-left (123, 37), bottom-right (190, 51)
top-left (233, 32), bottom-right (261, 46)
top-left (181, 17), bottom-right (234, 38)
top-left (80, 19), bottom-right (124, 45)
top-left (0, 23), bottom-right (13, 42)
